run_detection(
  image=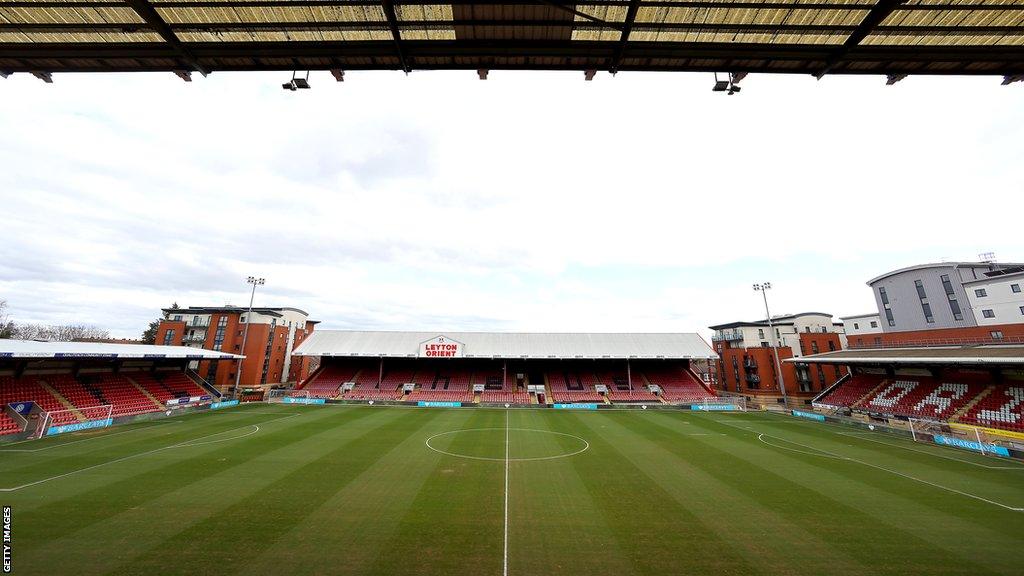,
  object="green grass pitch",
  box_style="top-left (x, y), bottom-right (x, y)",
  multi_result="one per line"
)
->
top-left (3, 403), bottom-right (1024, 576)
